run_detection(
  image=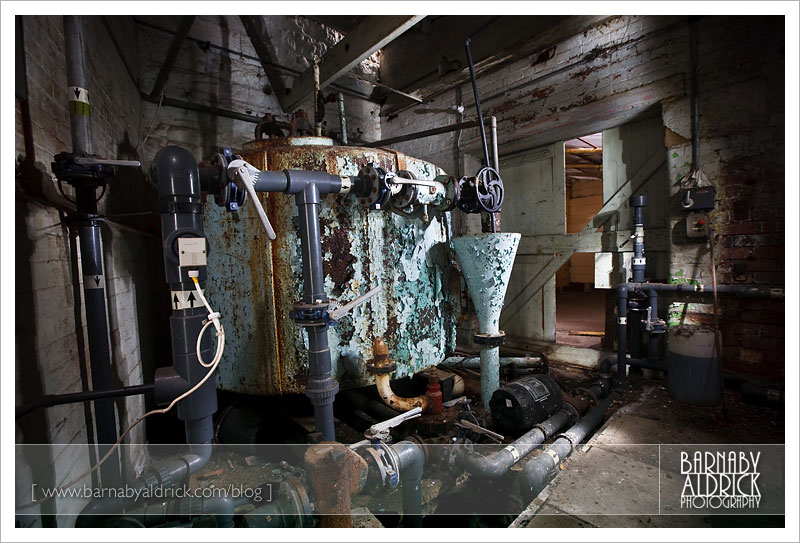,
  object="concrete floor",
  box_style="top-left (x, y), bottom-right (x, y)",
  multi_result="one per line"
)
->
top-left (514, 373), bottom-right (785, 528)
top-left (555, 290), bottom-right (606, 349)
